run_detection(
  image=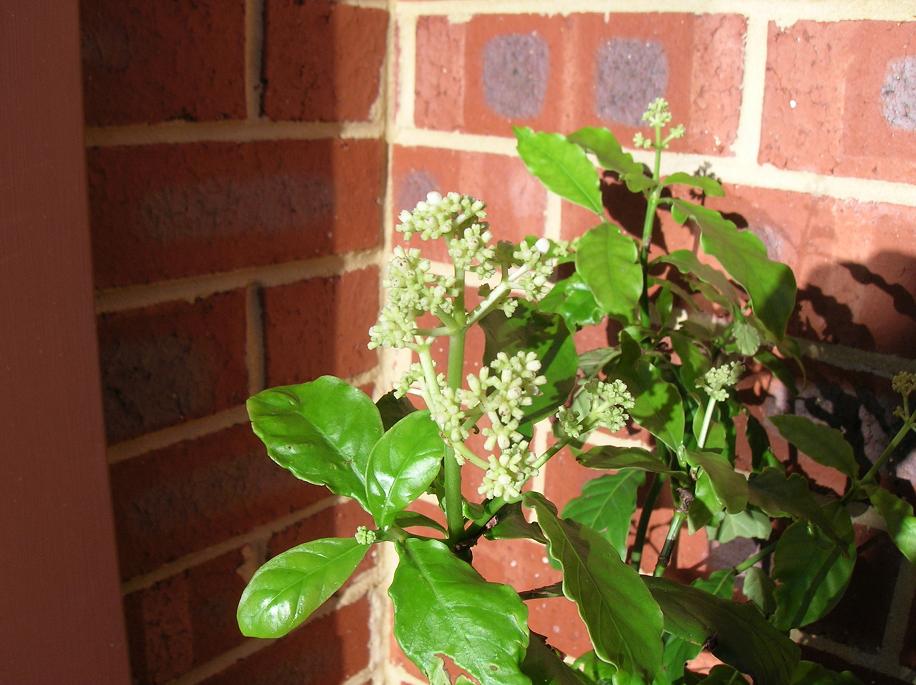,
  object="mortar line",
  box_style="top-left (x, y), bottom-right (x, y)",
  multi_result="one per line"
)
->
top-left (387, 664), bottom-right (426, 685)
top-left (732, 12), bottom-right (768, 162)
top-left (878, 560), bottom-right (915, 662)
top-left (85, 119), bottom-right (385, 147)
top-left (792, 630), bottom-right (916, 681)
top-left (95, 248), bottom-right (384, 314)
top-left (395, 13), bottom-right (417, 129)
top-left (244, 0), bottom-right (266, 120)
top-left (544, 192), bottom-right (562, 241)
top-left (245, 284), bottom-right (266, 395)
